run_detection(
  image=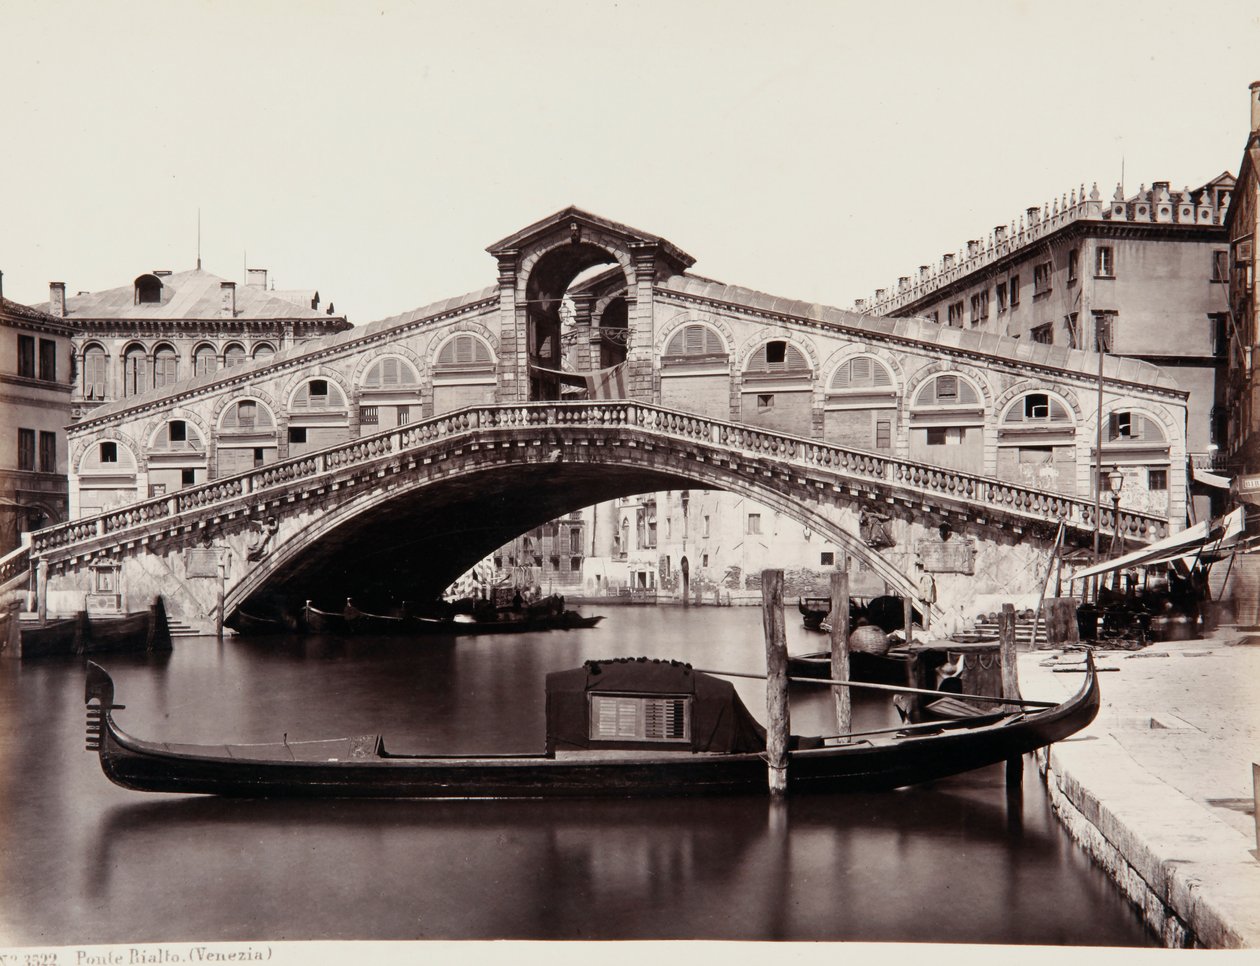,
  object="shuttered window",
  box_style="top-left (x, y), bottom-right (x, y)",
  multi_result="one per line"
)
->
top-left (437, 335), bottom-right (492, 367)
top-left (364, 356), bottom-right (418, 387)
top-left (291, 379), bottom-right (345, 409)
top-left (747, 342), bottom-right (809, 375)
top-left (831, 356), bottom-right (893, 390)
top-left (589, 694), bottom-right (690, 743)
top-left (918, 374), bottom-right (980, 406)
top-left (83, 345), bottom-right (108, 400)
top-left (665, 324), bottom-right (725, 356)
